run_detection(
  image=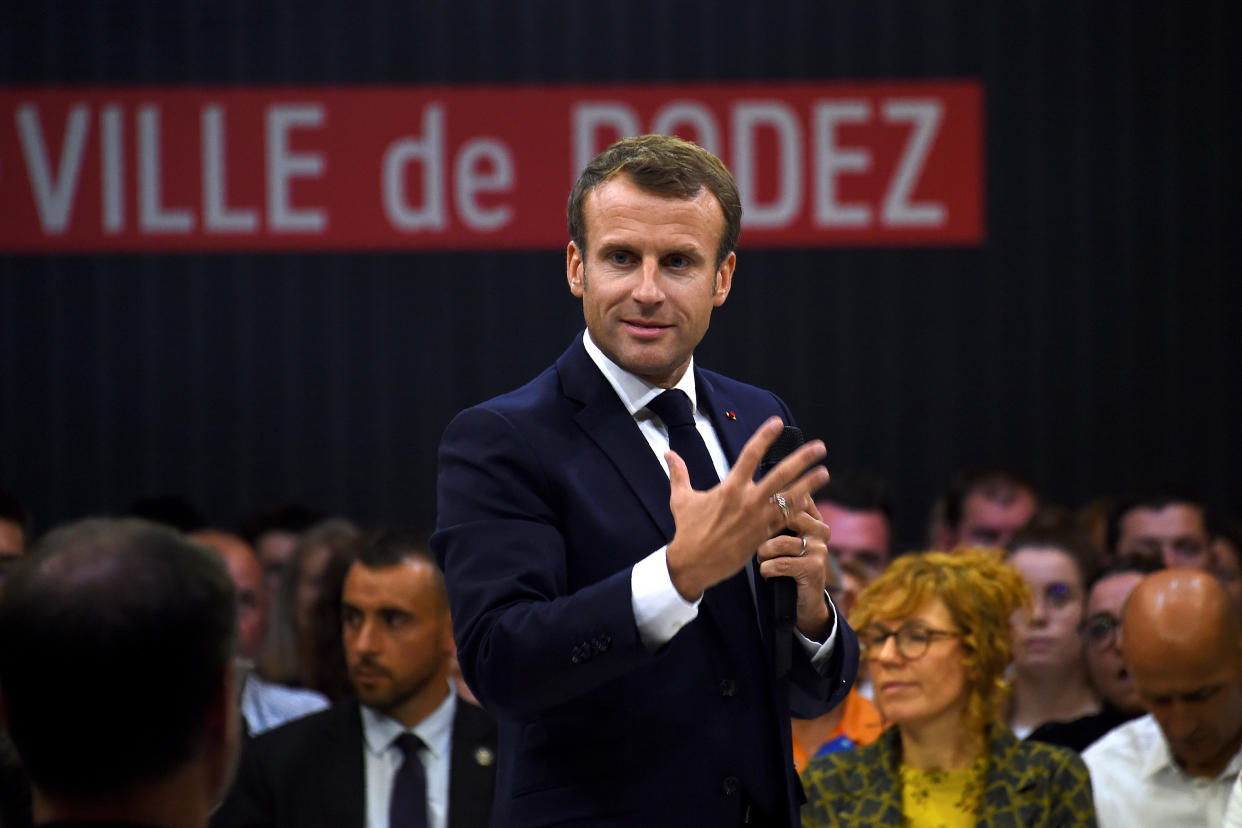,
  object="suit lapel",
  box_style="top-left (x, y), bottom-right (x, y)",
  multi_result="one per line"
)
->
top-left (557, 339), bottom-right (676, 541)
top-left (696, 369), bottom-right (774, 648)
top-left (447, 702), bottom-right (498, 828)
